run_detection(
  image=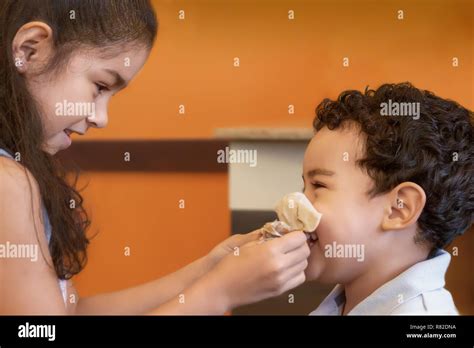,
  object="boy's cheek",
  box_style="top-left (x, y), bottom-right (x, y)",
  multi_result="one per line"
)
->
top-left (304, 219), bottom-right (344, 282)
top-left (305, 246), bottom-right (368, 283)
top-left (305, 246), bottom-right (352, 283)
top-left (305, 204), bottom-right (372, 282)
